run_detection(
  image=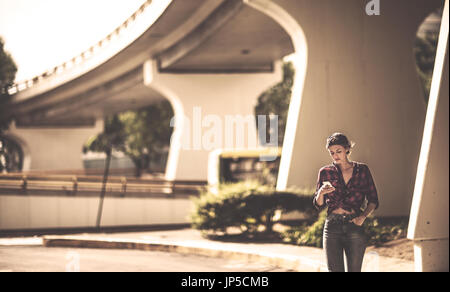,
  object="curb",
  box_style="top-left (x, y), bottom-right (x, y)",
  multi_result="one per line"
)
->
top-left (42, 236), bottom-right (328, 272)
